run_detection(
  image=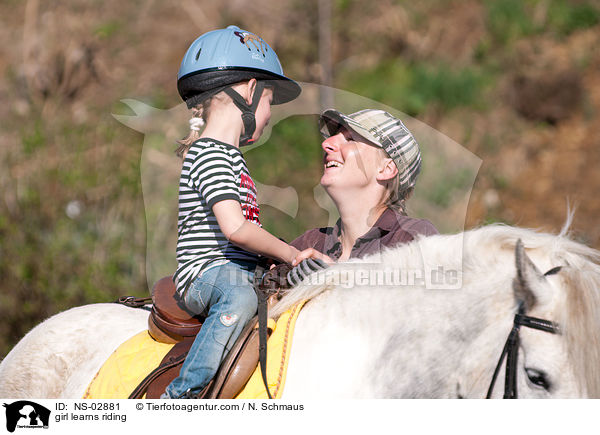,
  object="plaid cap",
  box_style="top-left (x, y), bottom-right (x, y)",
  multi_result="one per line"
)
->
top-left (319, 109), bottom-right (422, 190)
